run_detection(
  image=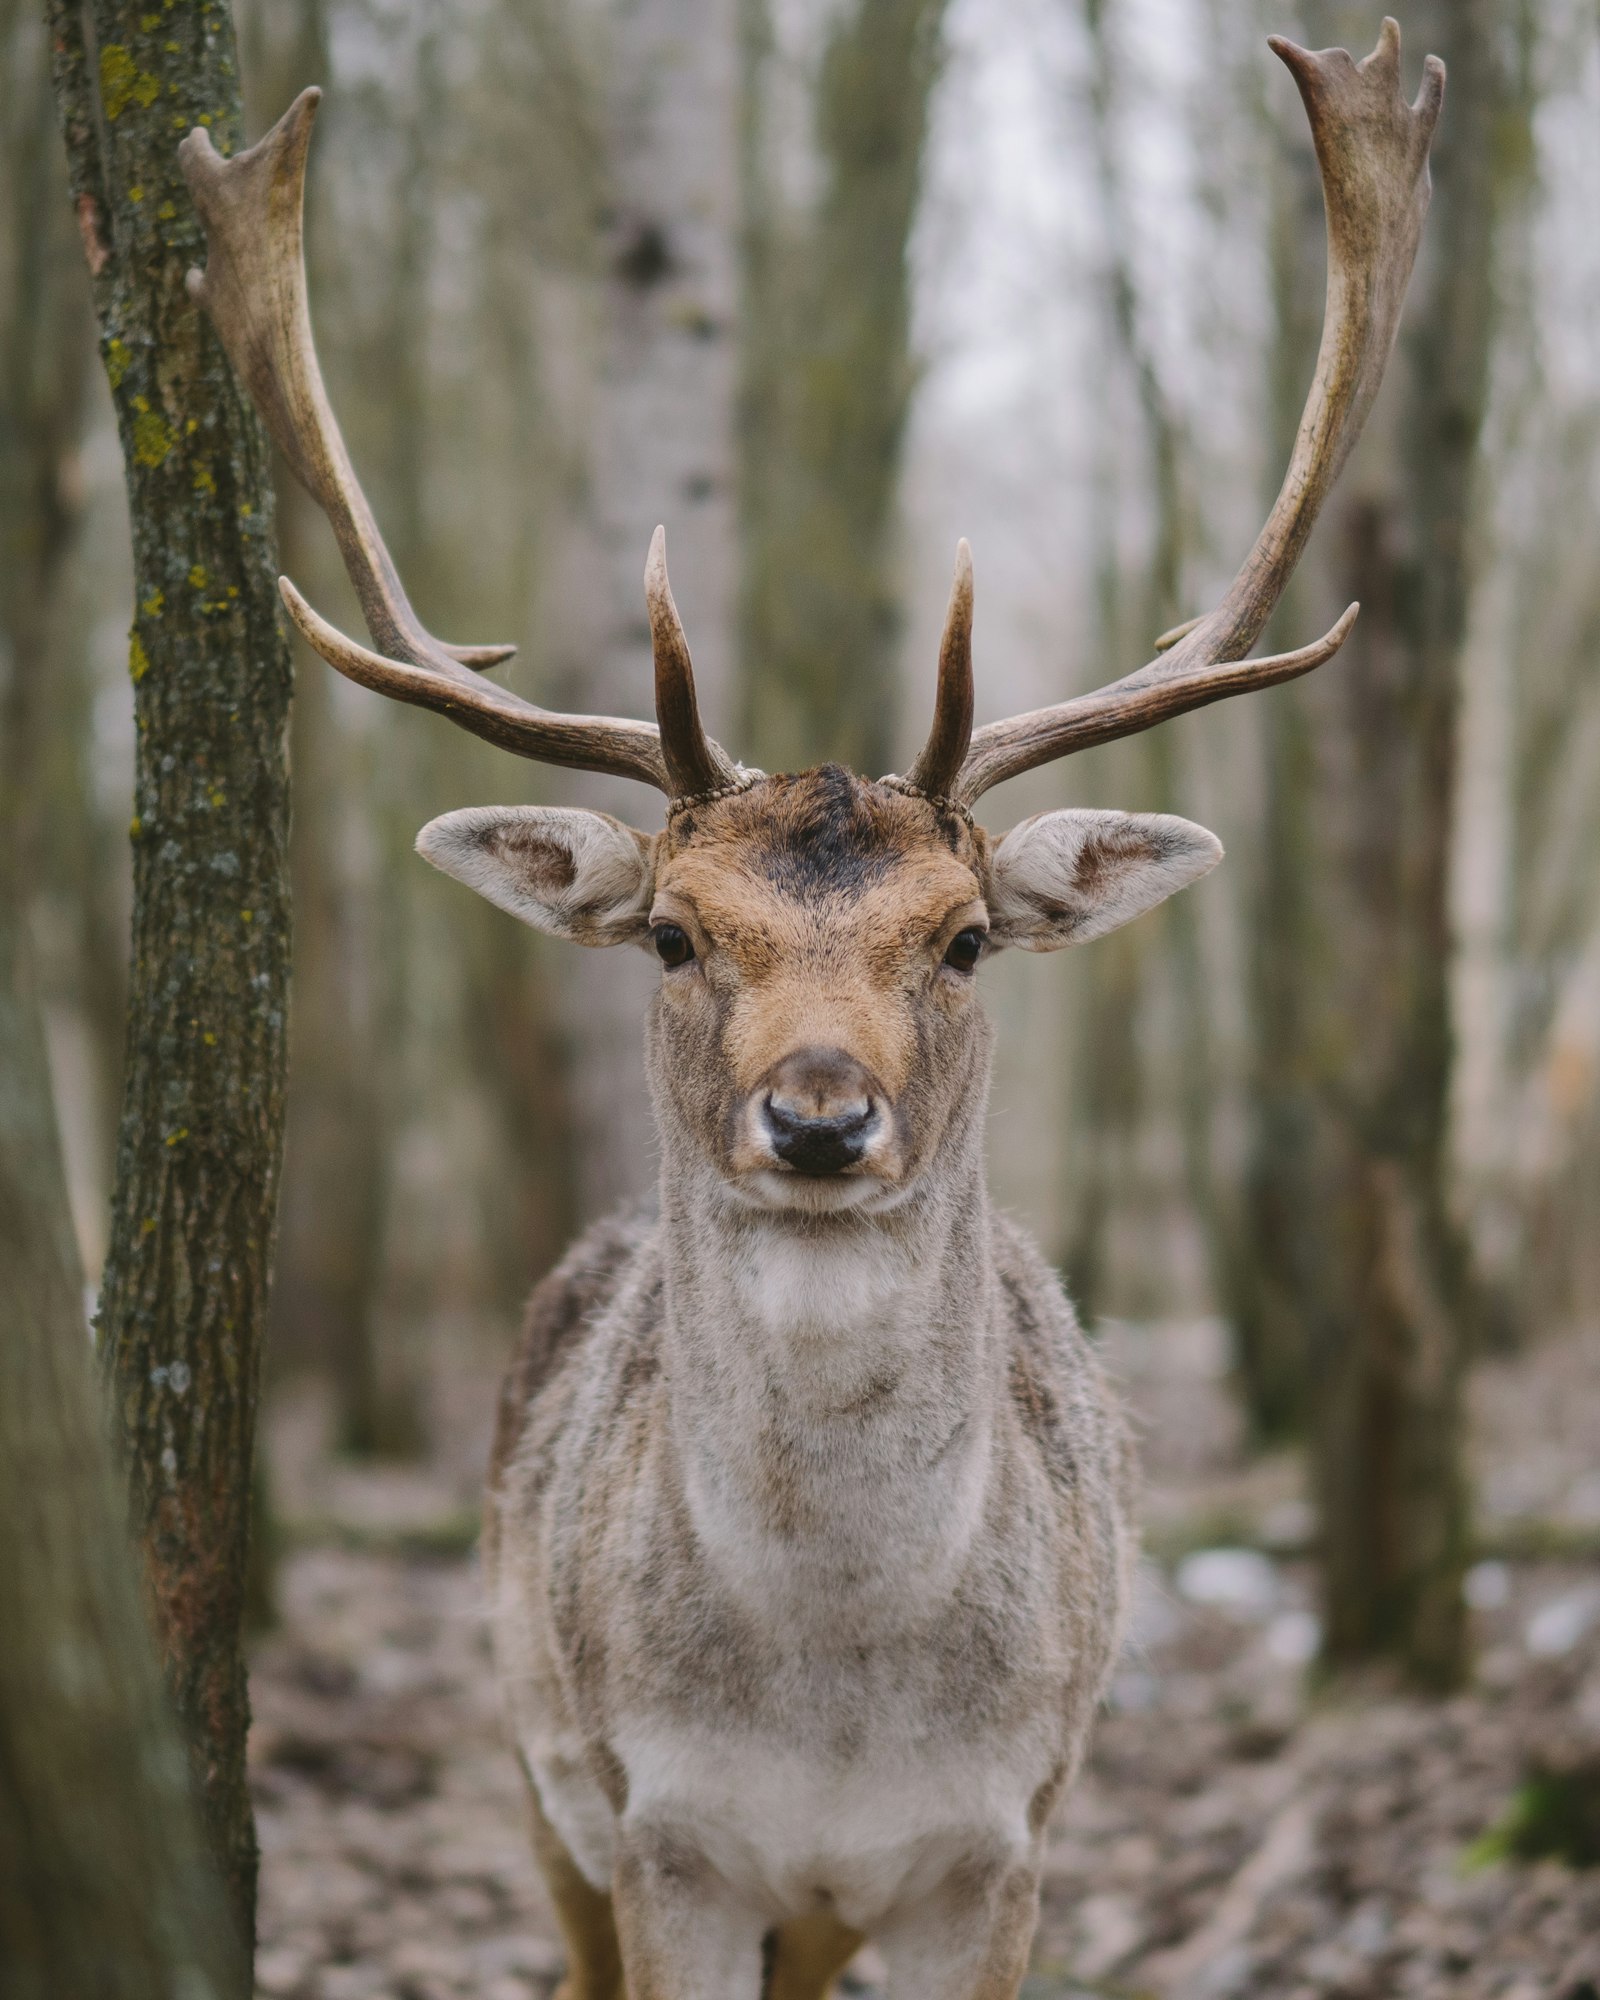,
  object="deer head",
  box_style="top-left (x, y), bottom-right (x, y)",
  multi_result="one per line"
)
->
top-left (178, 21), bottom-right (1443, 1215)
